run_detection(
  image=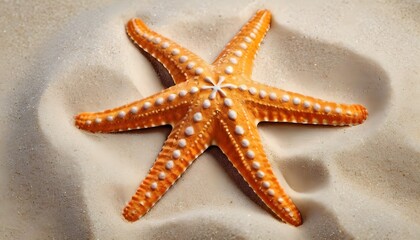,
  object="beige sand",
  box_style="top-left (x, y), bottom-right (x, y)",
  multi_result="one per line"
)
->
top-left (1, 0), bottom-right (419, 239)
